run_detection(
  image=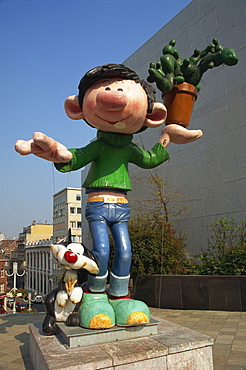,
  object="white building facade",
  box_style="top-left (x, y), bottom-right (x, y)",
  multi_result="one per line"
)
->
top-left (25, 239), bottom-right (62, 296)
